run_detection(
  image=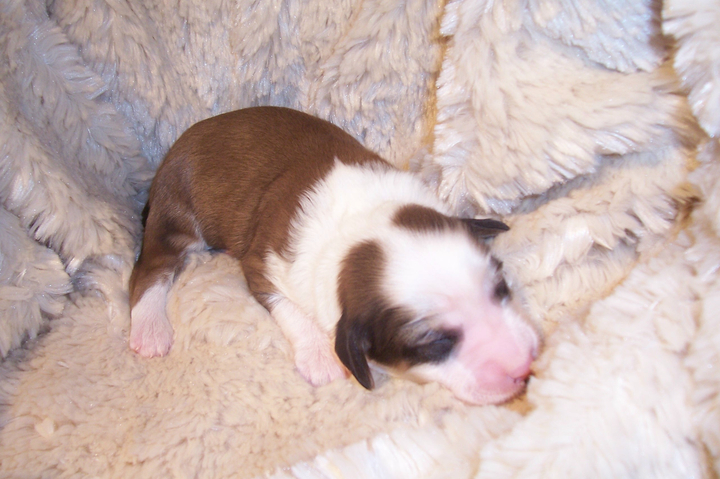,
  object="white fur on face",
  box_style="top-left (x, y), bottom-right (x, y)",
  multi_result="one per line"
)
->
top-left (382, 228), bottom-right (496, 315)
